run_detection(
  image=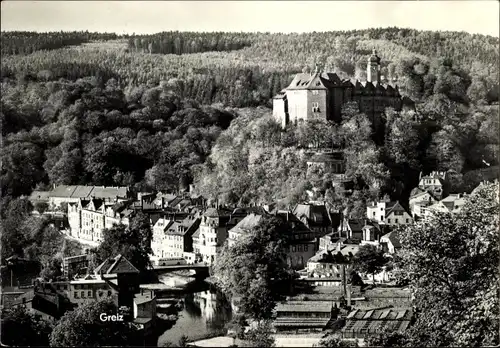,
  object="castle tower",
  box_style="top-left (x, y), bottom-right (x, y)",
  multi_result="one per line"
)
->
top-left (367, 49), bottom-right (381, 84)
